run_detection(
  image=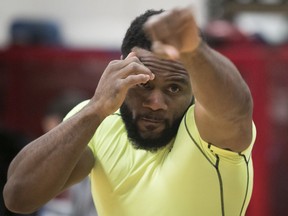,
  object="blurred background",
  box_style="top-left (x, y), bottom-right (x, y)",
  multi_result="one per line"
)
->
top-left (1, 0), bottom-right (288, 216)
